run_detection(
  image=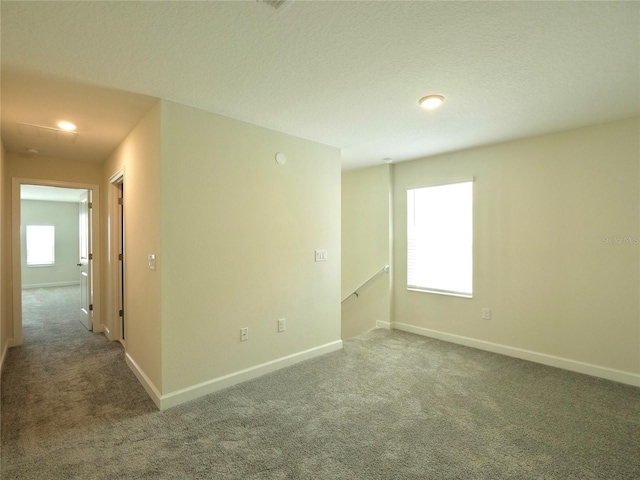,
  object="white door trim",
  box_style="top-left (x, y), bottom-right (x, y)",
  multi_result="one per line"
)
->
top-left (11, 177), bottom-right (101, 346)
top-left (107, 167), bottom-right (125, 342)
